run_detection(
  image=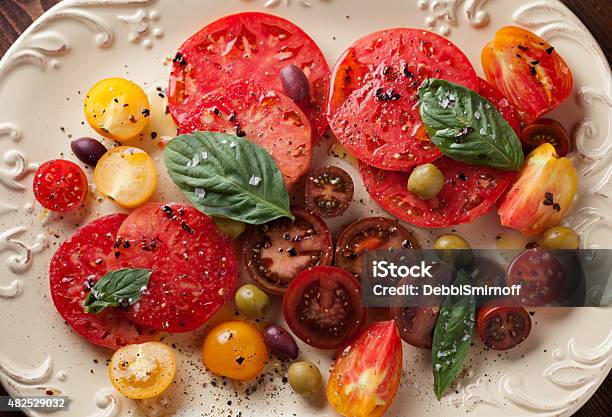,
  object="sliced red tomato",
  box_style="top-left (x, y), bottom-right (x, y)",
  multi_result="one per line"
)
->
top-left (49, 214), bottom-right (159, 350)
top-left (327, 321), bottom-right (402, 417)
top-left (107, 202), bottom-right (238, 332)
top-left (33, 159), bottom-right (87, 212)
top-left (520, 118), bottom-right (570, 157)
top-left (168, 12), bottom-right (330, 140)
top-left (477, 77), bottom-right (521, 135)
top-left (178, 80), bottom-right (312, 189)
top-left (360, 158), bottom-right (515, 228)
top-left (477, 298), bottom-right (532, 350)
top-left (482, 26), bottom-right (573, 125)
top-left (327, 28), bottom-right (478, 171)
top-left (282, 266), bottom-right (365, 349)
